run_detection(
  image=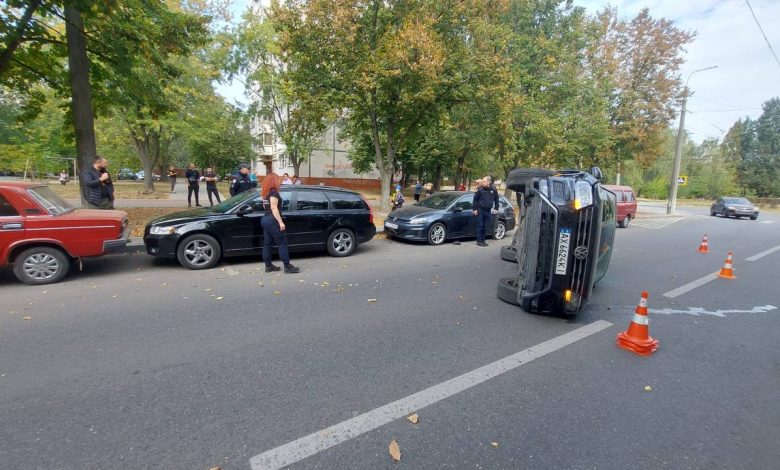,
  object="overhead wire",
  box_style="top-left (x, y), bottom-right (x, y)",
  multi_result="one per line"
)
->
top-left (745, 0), bottom-right (780, 72)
